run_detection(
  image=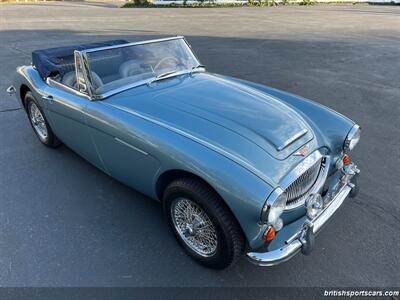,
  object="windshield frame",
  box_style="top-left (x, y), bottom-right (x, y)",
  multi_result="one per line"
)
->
top-left (77, 36), bottom-right (203, 100)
